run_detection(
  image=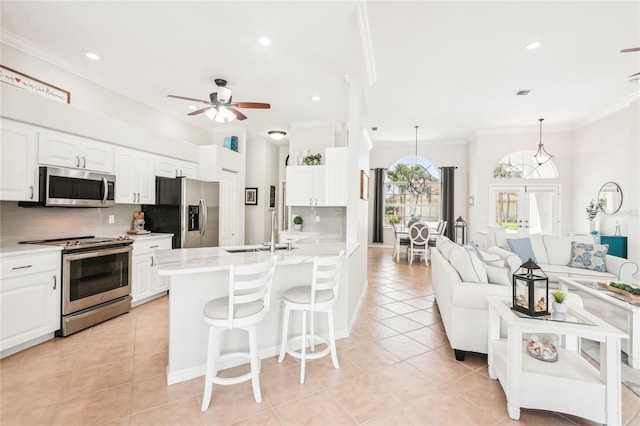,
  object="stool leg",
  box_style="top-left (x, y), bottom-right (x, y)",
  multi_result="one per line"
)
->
top-left (327, 309), bottom-right (340, 369)
top-left (201, 326), bottom-right (218, 412)
top-left (248, 325), bottom-right (262, 403)
top-left (310, 310), bottom-right (315, 352)
top-left (278, 304), bottom-right (290, 363)
top-left (300, 310), bottom-right (307, 384)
